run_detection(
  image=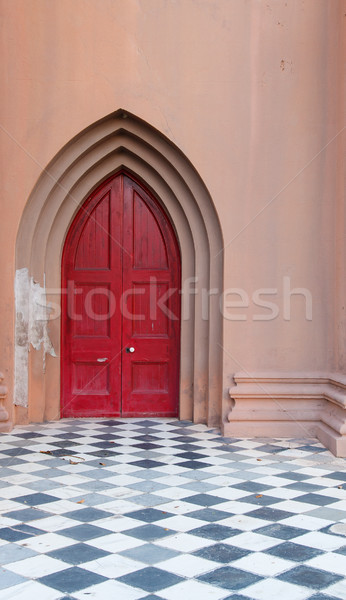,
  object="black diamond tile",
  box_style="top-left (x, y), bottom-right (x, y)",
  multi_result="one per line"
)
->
top-left (232, 481), bottom-right (272, 493)
top-left (0, 457), bottom-right (26, 466)
top-left (11, 523), bottom-right (44, 535)
top-left (183, 494), bottom-right (228, 507)
top-left (1, 448), bottom-right (33, 456)
top-left (237, 494), bottom-right (282, 506)
top-left (308, 595), bottom-right (344, 600)
top-left (92, 433), bottom-right (122, 440)
top-left (298, 445), bottom-right (326, 453)
top-left (175, 443), bottom-right (204, 451)
top-left (97, 420), bottom-right (124, 426)
top-left (3, 508), bottom-right (51, 521)
top-left (174, 436), bottom-right (200, 443)
top-left (120, 543), bottom-right (179, 564)
top-left (0, 528), bottom-right (32, 542)
top-left (89, 441), bottom-right (121, 449)
top-left (117, 566), bottom-right (183, 592)
top-left (63, 507), bottom-right (112, 522)
top-left (30, 468), bottom-right (65, 479)
top-left (133, 443), bottom-right (161, 450)
top-left (59, 524), bottom-right (111, 541)
top-left (48, 542), bottom-right (110, 565)
top-left (178, 460), bottom-right (211, 469)
top-left (53, 432), bottom-right (85, 439)
top-left (221, 596), bottom-right (253, 600)
top-left (177, 452), bottom-right (207, 460)
top-left (136, 420), bottom-right (163, 427)
top-left (45, 448), bottom-right (77, 457)
top-left (14, 432), bottom-right (45, 439)
top-left (285, 482), bottom-right (323, 492)
top-left (247, 507), bottom-right (294, 521)
top-left (266, 542), bottom-right (324, 561)
top-left (124, 524), bottom-right (174, 541)
top-left (0, 523), bottom-right (44, 542)
top-left (87, 450), bottom-right (118, 457)
top-left (278, 565), bottom-right (343, 589)
top-left (130, 460), bottom-right (166, 469)
top-left (255, 444), bottom-right (284, 454)
top-left (189, 524), bottom-right (241, 540)
top-left (294, 493), bottom-right (337, 506)
top-left (50, 441), bottom-right (81, 448)
top-left (256, 523), bottom-right (307, 540)
top-left (326, 472), bottom-right (346, 482)
top-left (125, 508), bottom-right (173, 523)
top-left (13, 492), bottom-right (58, 506)
top-left (319, 524), bottom-right (346, 538)
top-left (135, 435), bottom-right (161, 442)
top-left (193, 543), bottom-right (250, 563)
top-left (188, 508), bottom-right (233, 522)
top-left (198, 566), bottom-right (262, 590)
top-left (216, 445), bottom-right (244, 453)
top-left (38, 567), bottom-right (106, 593)
top-left (335, 545), bottom-right (346, 556)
